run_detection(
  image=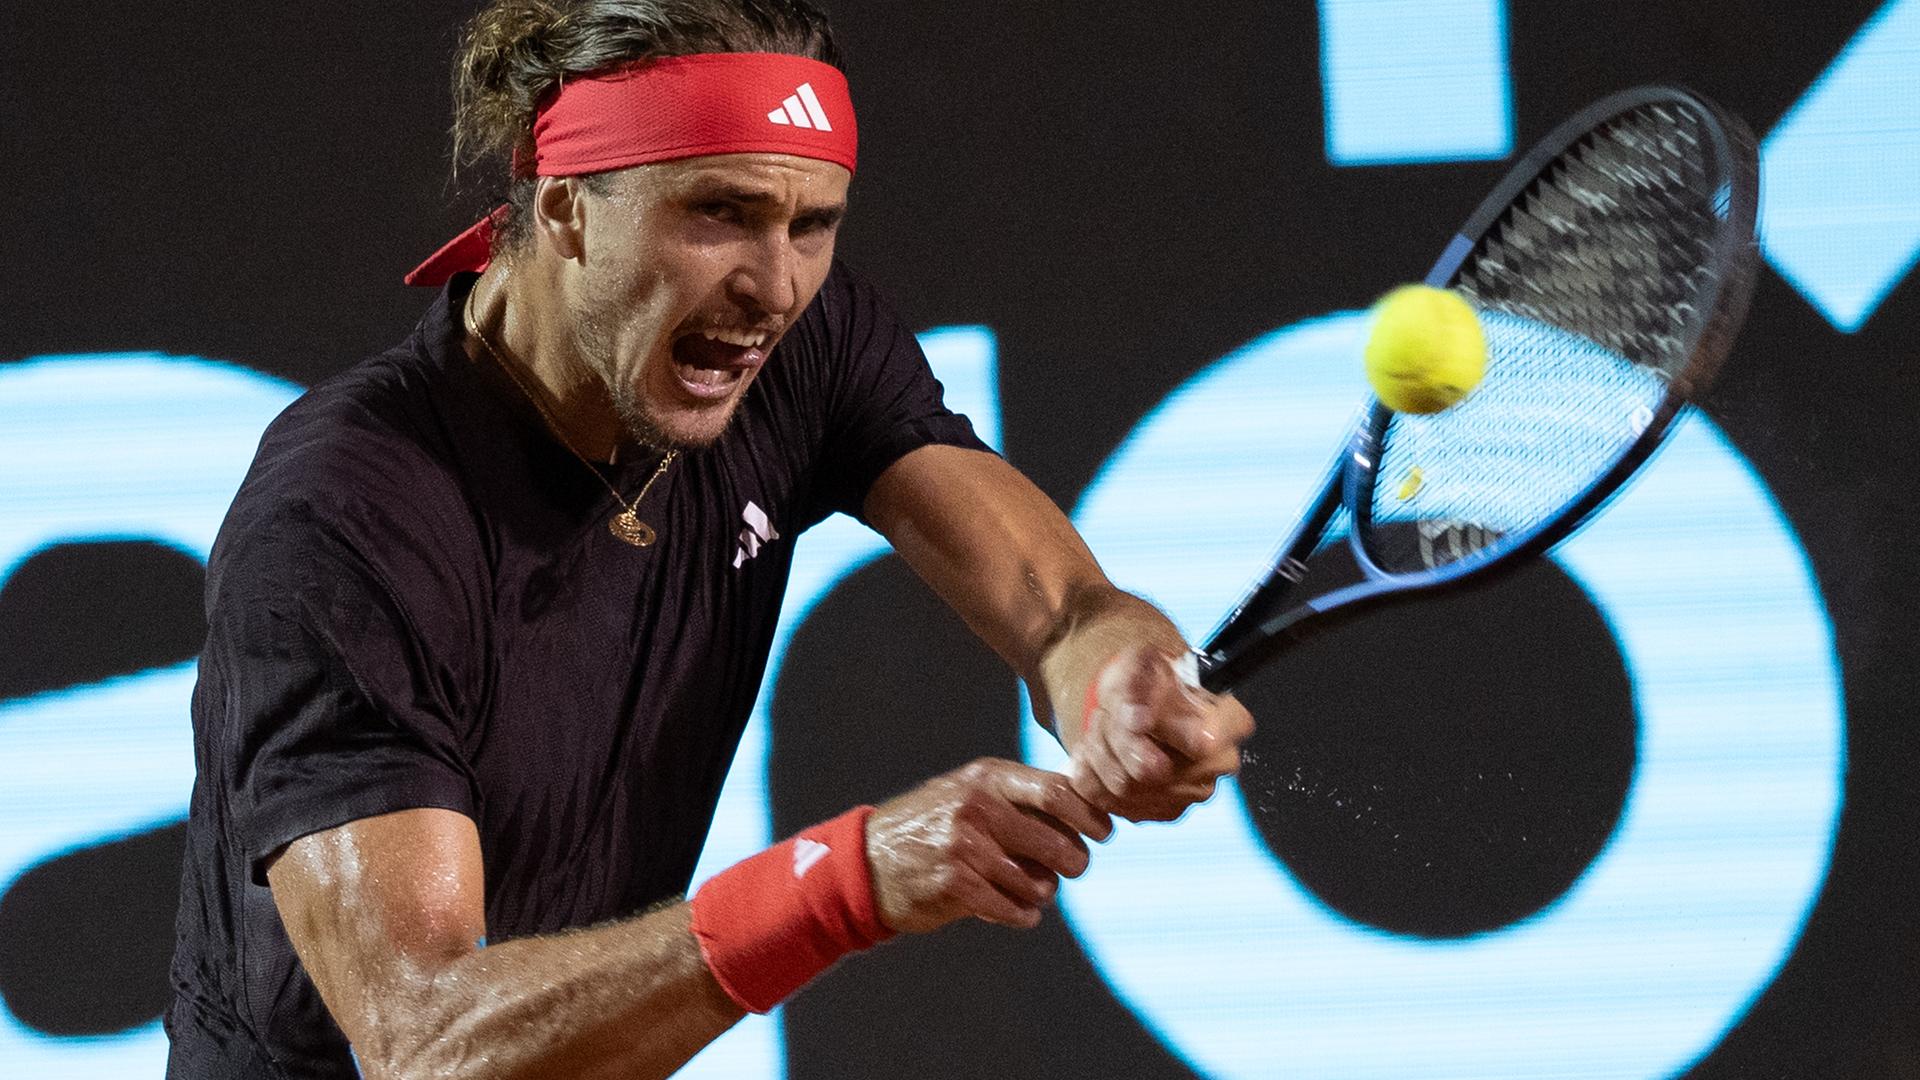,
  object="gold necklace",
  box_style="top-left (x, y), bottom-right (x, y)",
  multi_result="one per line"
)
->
top-left (464, 286), bottom-right (678, 548)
